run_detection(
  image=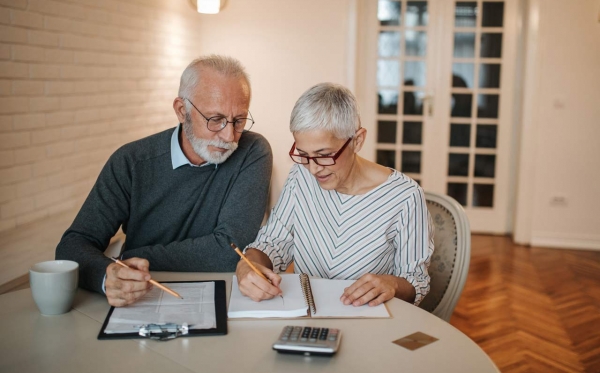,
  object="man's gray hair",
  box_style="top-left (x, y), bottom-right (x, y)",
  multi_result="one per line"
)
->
top-left (290, 83), bottom-right (360, 139)
top-left (178, 55), bottom-right (251, 106)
